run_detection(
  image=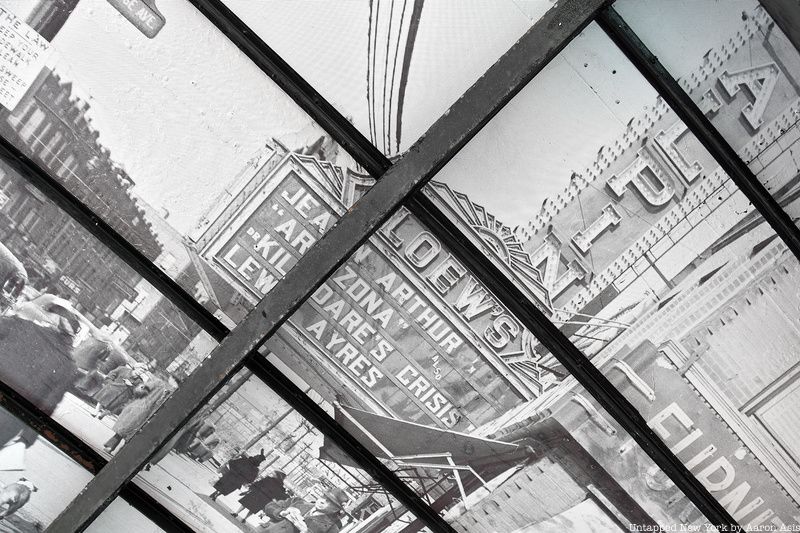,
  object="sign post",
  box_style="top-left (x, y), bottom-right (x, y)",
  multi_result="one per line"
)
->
top-left (106, 0), bottom-right (165, 39)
